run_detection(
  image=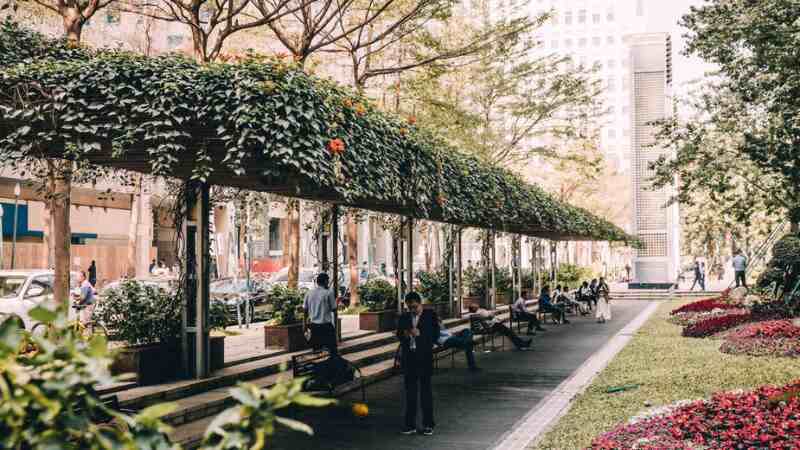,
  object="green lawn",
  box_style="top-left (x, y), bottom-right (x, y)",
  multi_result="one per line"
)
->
top-left (535, 300), bottom-right (800, 450)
